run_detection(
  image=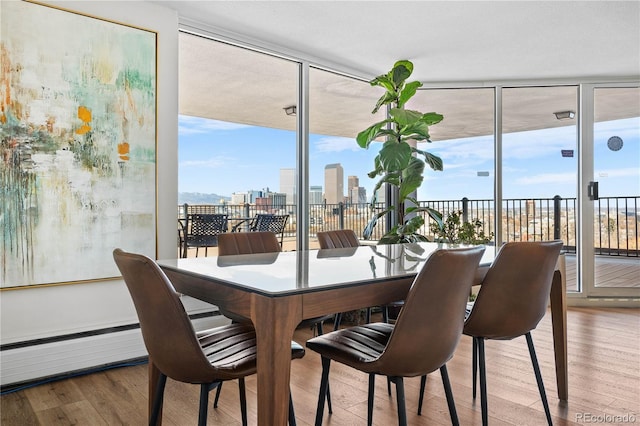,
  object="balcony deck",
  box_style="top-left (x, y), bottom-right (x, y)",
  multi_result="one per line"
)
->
top-left (564, 255), bottom-right (640, 291)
